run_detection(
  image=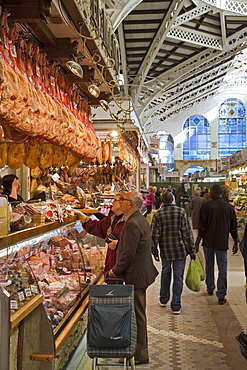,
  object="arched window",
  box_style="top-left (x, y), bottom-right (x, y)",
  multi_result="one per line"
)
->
top-left (183, 115), bottom-right (210, 160)
top-left (218, 98), bottom-right (246, 158)
top-left (159, 133), bottom-right (174, 166)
